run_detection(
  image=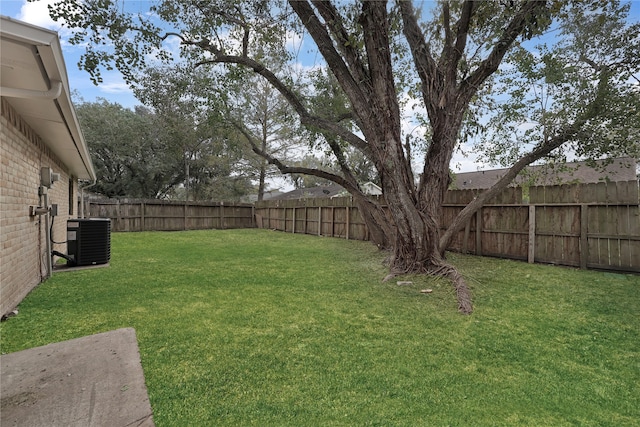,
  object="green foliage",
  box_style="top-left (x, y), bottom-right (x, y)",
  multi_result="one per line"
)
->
top-left (474, 1), bottom-right (640, 167)
top-left (226, 70), bottom-right (304, 195)
top-left (2, 230), bottom-right (639, 425)
top-left (49, 0), bottom-right (639, 177)
top-left (75, 95), bottom-right (253, 200)
top-left (43, 0), bottom-right (640, 280)
top-left (134, 66), bottom-right (254, 201)
top-left (75, 100), bottom-right (185, 198)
